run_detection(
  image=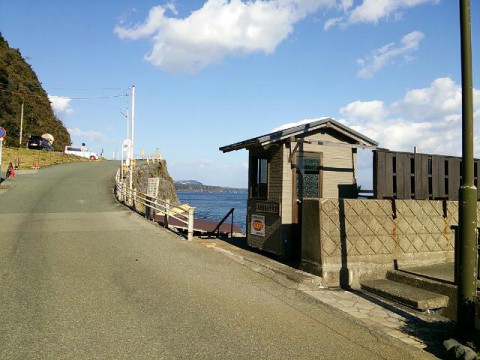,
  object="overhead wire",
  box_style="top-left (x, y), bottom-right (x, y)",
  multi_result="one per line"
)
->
top-left (0, 87), bottom-right (129, 100)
